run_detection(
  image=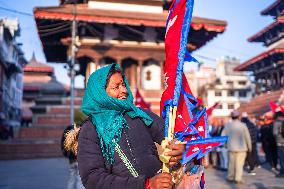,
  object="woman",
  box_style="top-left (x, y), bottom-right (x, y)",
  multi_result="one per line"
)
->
top-left (78, 63), bottom-right (185, 189)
